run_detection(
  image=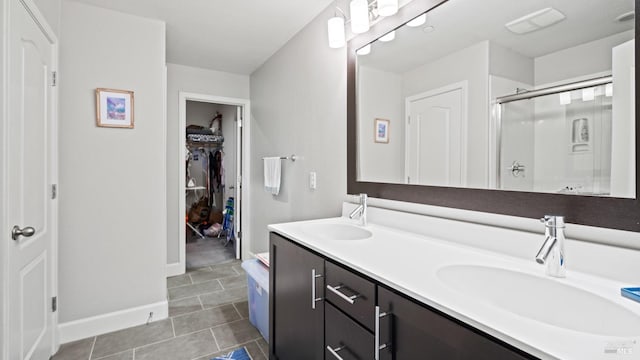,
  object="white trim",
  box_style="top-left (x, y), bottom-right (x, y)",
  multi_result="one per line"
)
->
top-left (1, 0), bottom-right (10, 358)
top-left (404, 81), bottom-right (469, 186)
top-left (1, 0), bottom-right (59, 357)
top-left (57, 300), bottom-right (169, 344)
top-left (174, 92), bottom-right (251, 276)
top-left (166, 262), bottom-right (182, 277)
